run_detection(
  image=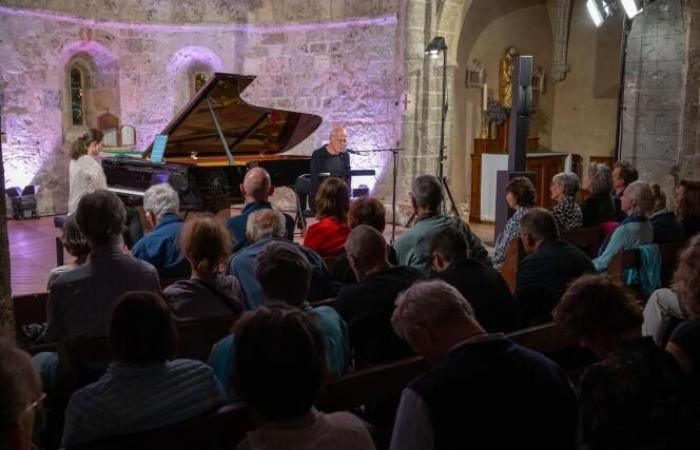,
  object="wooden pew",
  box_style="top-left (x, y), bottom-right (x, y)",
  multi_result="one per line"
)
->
top-left (607, 241), bottom-right (687, 294)
top-left (500, 238), bottom-right (524, 294)
top-left (561, 225), bottom-right (603, 258)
